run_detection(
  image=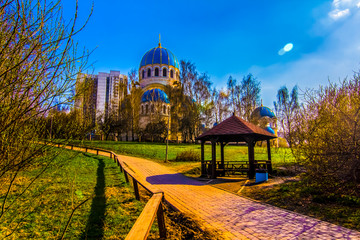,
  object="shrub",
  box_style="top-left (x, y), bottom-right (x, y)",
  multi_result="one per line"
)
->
top-left (174, 150), bottom-right (200, 162)
top-left (294, 75), bottom-right (360, 191)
